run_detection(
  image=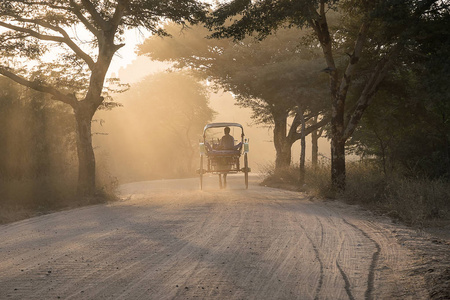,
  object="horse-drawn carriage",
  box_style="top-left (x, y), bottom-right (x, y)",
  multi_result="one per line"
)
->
top-left (198, 122), bottom-right (250, 189)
